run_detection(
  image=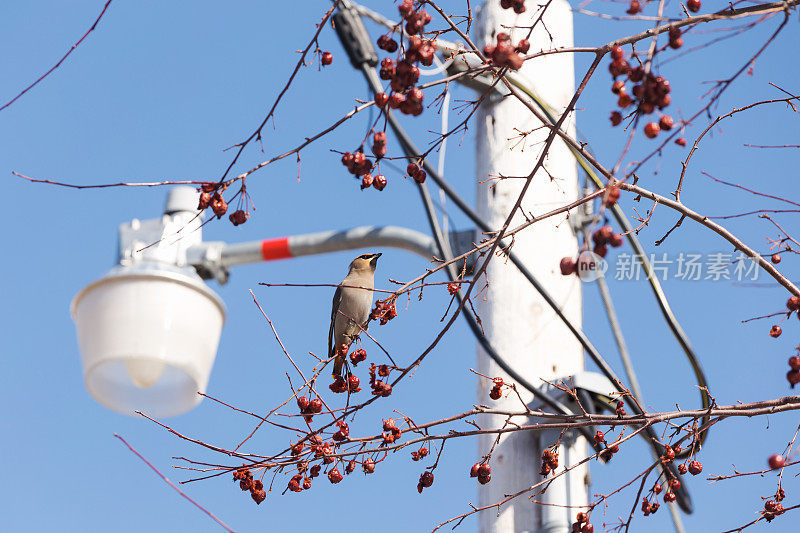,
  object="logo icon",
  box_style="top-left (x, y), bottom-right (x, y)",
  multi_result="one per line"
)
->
top-left (576, 251), bottom-right (608, 282)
